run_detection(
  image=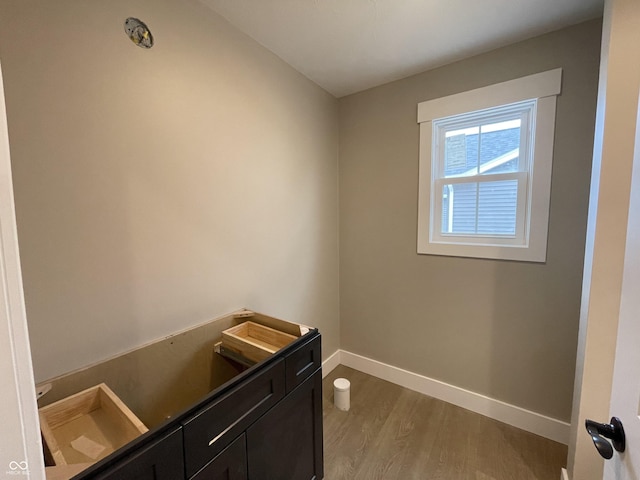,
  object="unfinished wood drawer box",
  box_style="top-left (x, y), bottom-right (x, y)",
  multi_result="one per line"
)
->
top-left (40, 383), bottom-right (148, 469)
top-left (221, 321), bottom-right (298, 363)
